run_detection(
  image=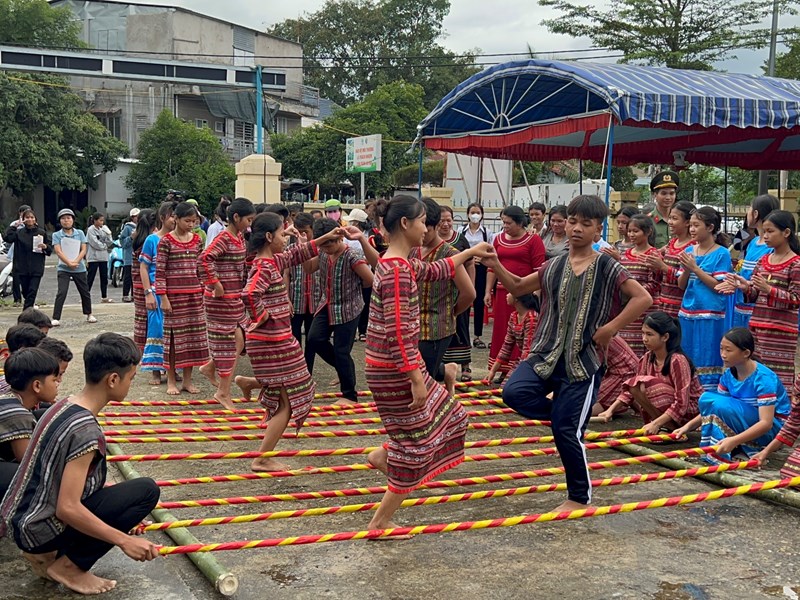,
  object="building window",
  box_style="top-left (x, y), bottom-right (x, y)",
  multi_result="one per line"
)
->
top-left (234, 120), bottom-right (254, 141)
top-left (195, 119), bottom-right (209, 129)
top-left (233, 26), bottom-right (256, 67)
top-left (135, 115), bottom-right (148, 130)
top-left (215, 121), bottom-right (225, 134)
top-left (275, 116), bottom-right (291, 135)
top-left (93, 112), bottom-right (121, 139)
